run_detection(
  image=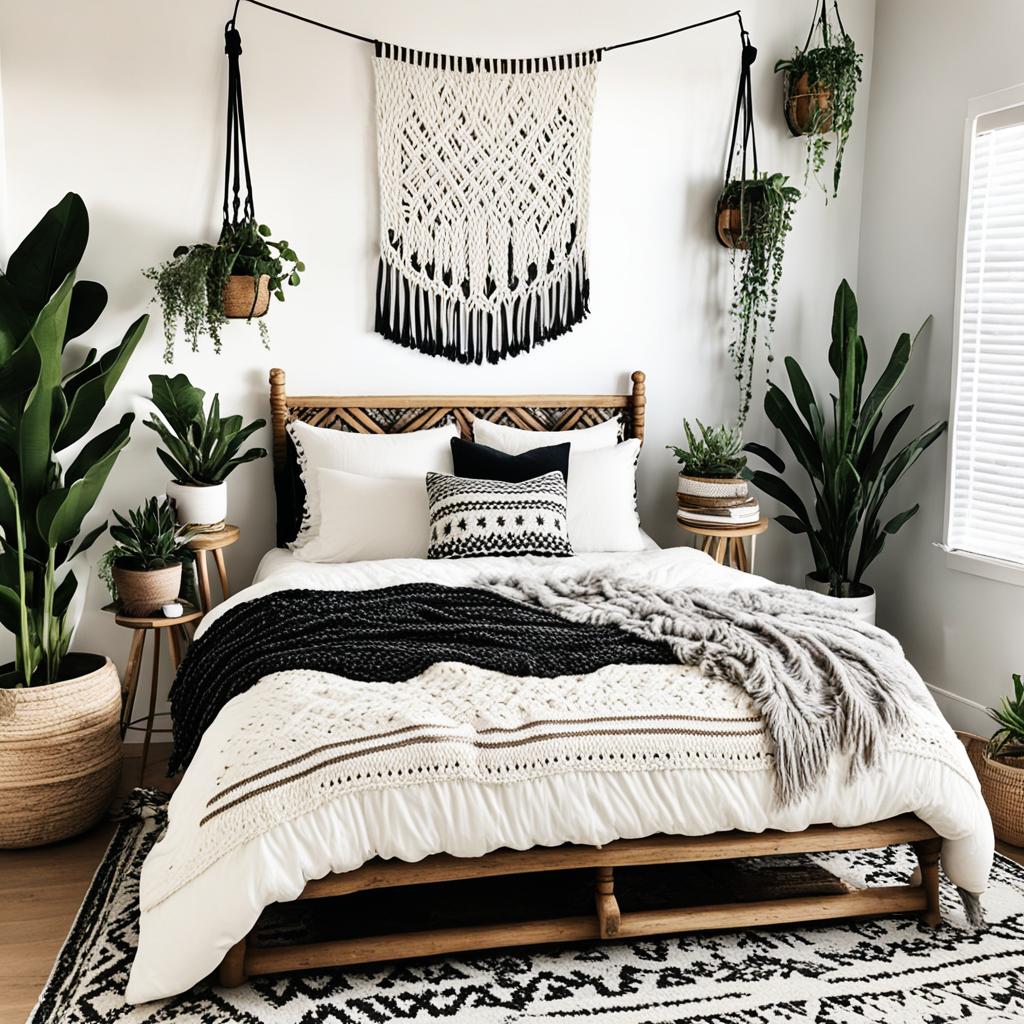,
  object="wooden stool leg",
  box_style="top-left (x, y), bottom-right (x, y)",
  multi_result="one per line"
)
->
top-left (714, 536), bottom-right (727, 564)
top-left (594, 866), bottom-right (620, 939)
top-left (196, 550), bottom-right (213, 613)
top-left (140, 630), bottom-right (161, 785)
top-left (212, 548), bottom-right (231, 602)
top-left (219, 936), bottom-right (248, 987)
top-left (749, 533), bottom-right (758, 573)
top-left (913, 837), bottom-right (942, 927)
top-left (166, 624), bottom-right (181, 673)
top-left (735, 538), bottom-right (749, 572)
top-left (121, 629), bottom-right (146, 737)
